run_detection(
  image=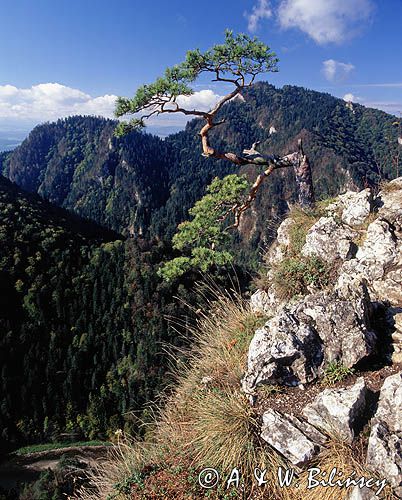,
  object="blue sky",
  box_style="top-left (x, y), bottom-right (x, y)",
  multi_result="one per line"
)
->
top-left (0, 0), bottom-right (401, 136)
